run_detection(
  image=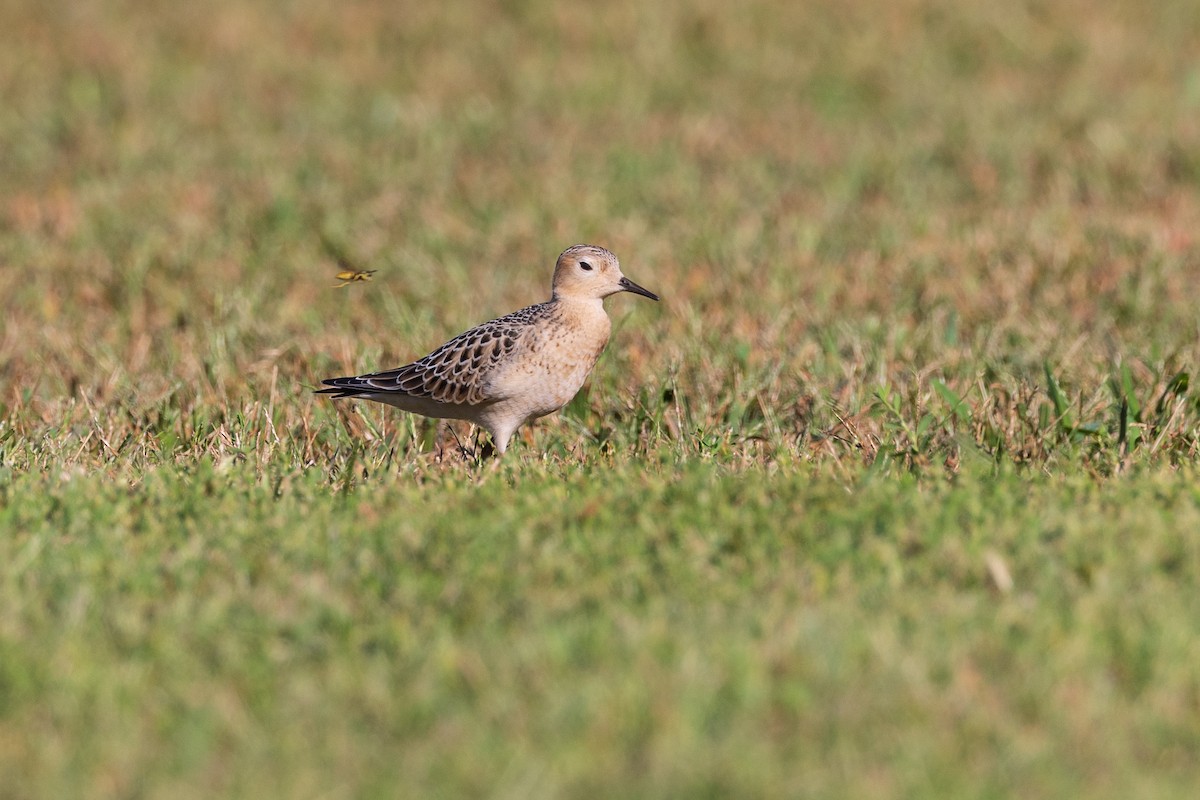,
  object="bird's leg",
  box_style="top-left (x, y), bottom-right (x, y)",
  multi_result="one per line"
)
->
top-left (445, 422), bottom-right (474, 461)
